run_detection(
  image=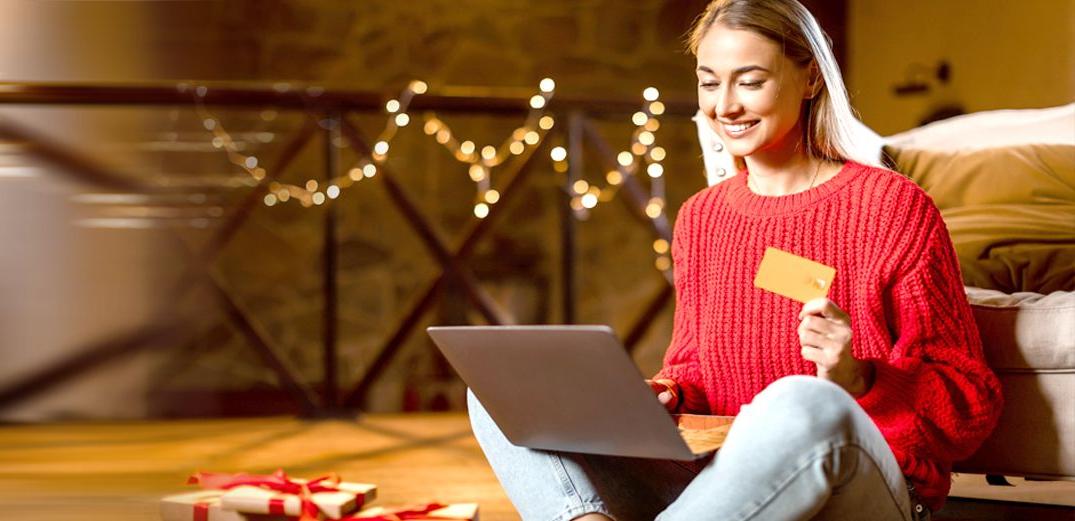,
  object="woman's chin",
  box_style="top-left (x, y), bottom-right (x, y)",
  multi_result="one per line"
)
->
top-left (724, 142), bottom-right (758, 159)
